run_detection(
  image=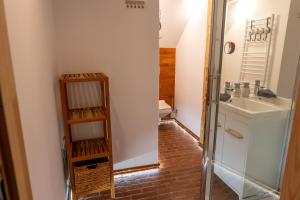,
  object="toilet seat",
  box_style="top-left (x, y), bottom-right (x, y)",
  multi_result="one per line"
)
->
top-left (159, 100), bottom-right (172, 110)
top-left (159, 100), bottom-right (172, 119)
